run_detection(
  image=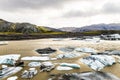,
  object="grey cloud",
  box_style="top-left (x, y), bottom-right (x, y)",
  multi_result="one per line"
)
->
top-left (0, 0), bottom-right (72, 11)
top-left (63, 1), bottom-right (120, 18)
top-left (103, 2), bottom-right (120, 14)
top-left (62, 10), bottom-right (99, 18)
